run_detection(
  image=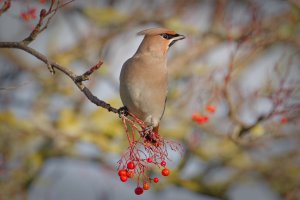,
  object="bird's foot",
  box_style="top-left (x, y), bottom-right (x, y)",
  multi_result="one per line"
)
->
top-left (141, 126), bottom-right (161, 147)
top-left (118, 106), bottom-right (129, 117)
top-left (143, 126), bottom-right (153, 134)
